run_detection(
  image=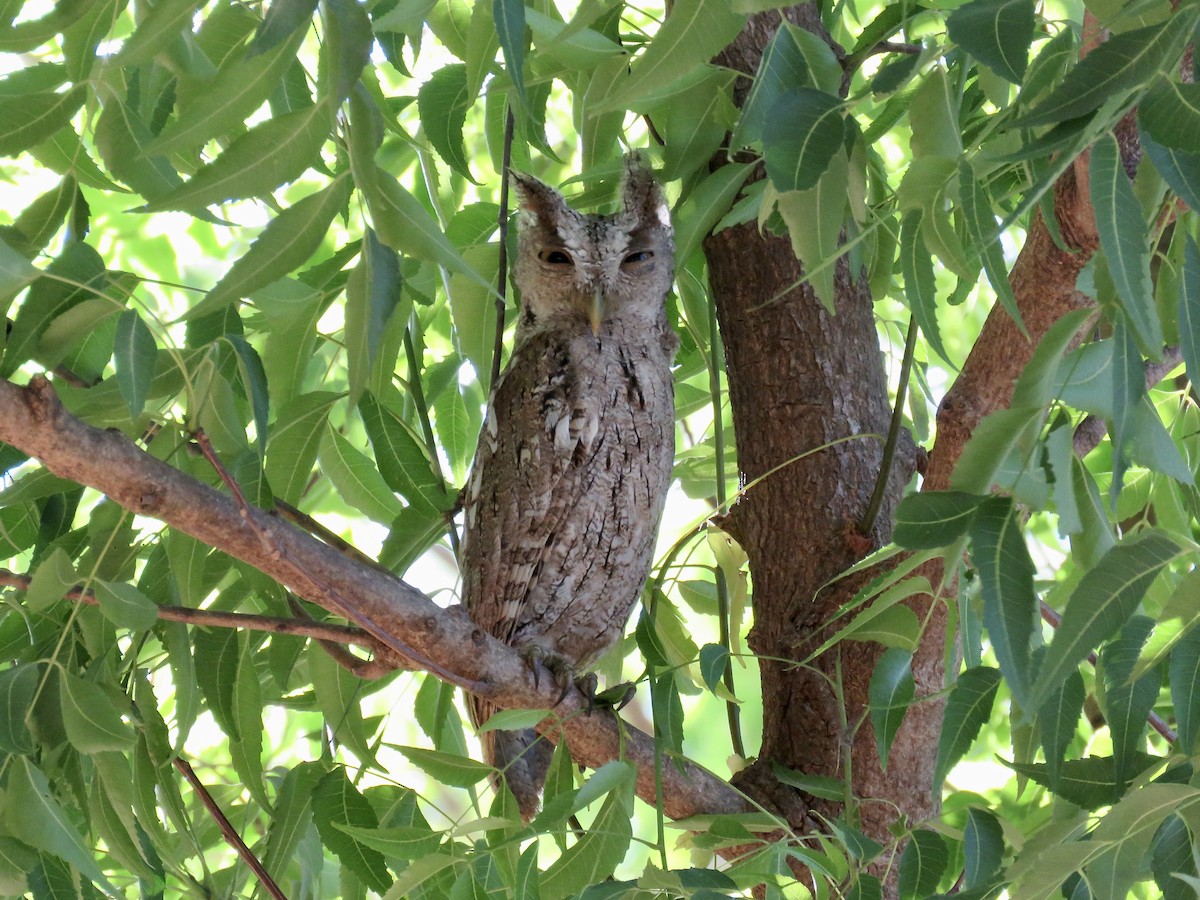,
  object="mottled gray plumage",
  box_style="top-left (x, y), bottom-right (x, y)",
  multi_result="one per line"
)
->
top-left (461, 155), bottom-right (677, 819)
